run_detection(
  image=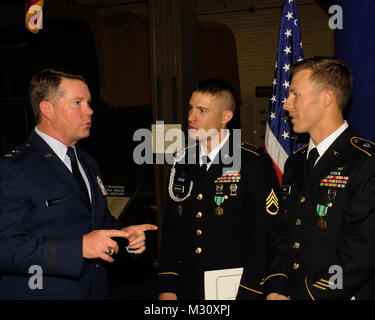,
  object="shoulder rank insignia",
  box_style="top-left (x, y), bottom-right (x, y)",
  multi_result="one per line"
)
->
top-left (3, 145), bottom-right (29, 159)
top-left (266, 188), bottom-right (279, 215)
top-left (240, 142), bottom-right (260, 156)
top-left (351, 137), bottom-right (375, 156)
top-left (293, 143), bottom-right (308, 155)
